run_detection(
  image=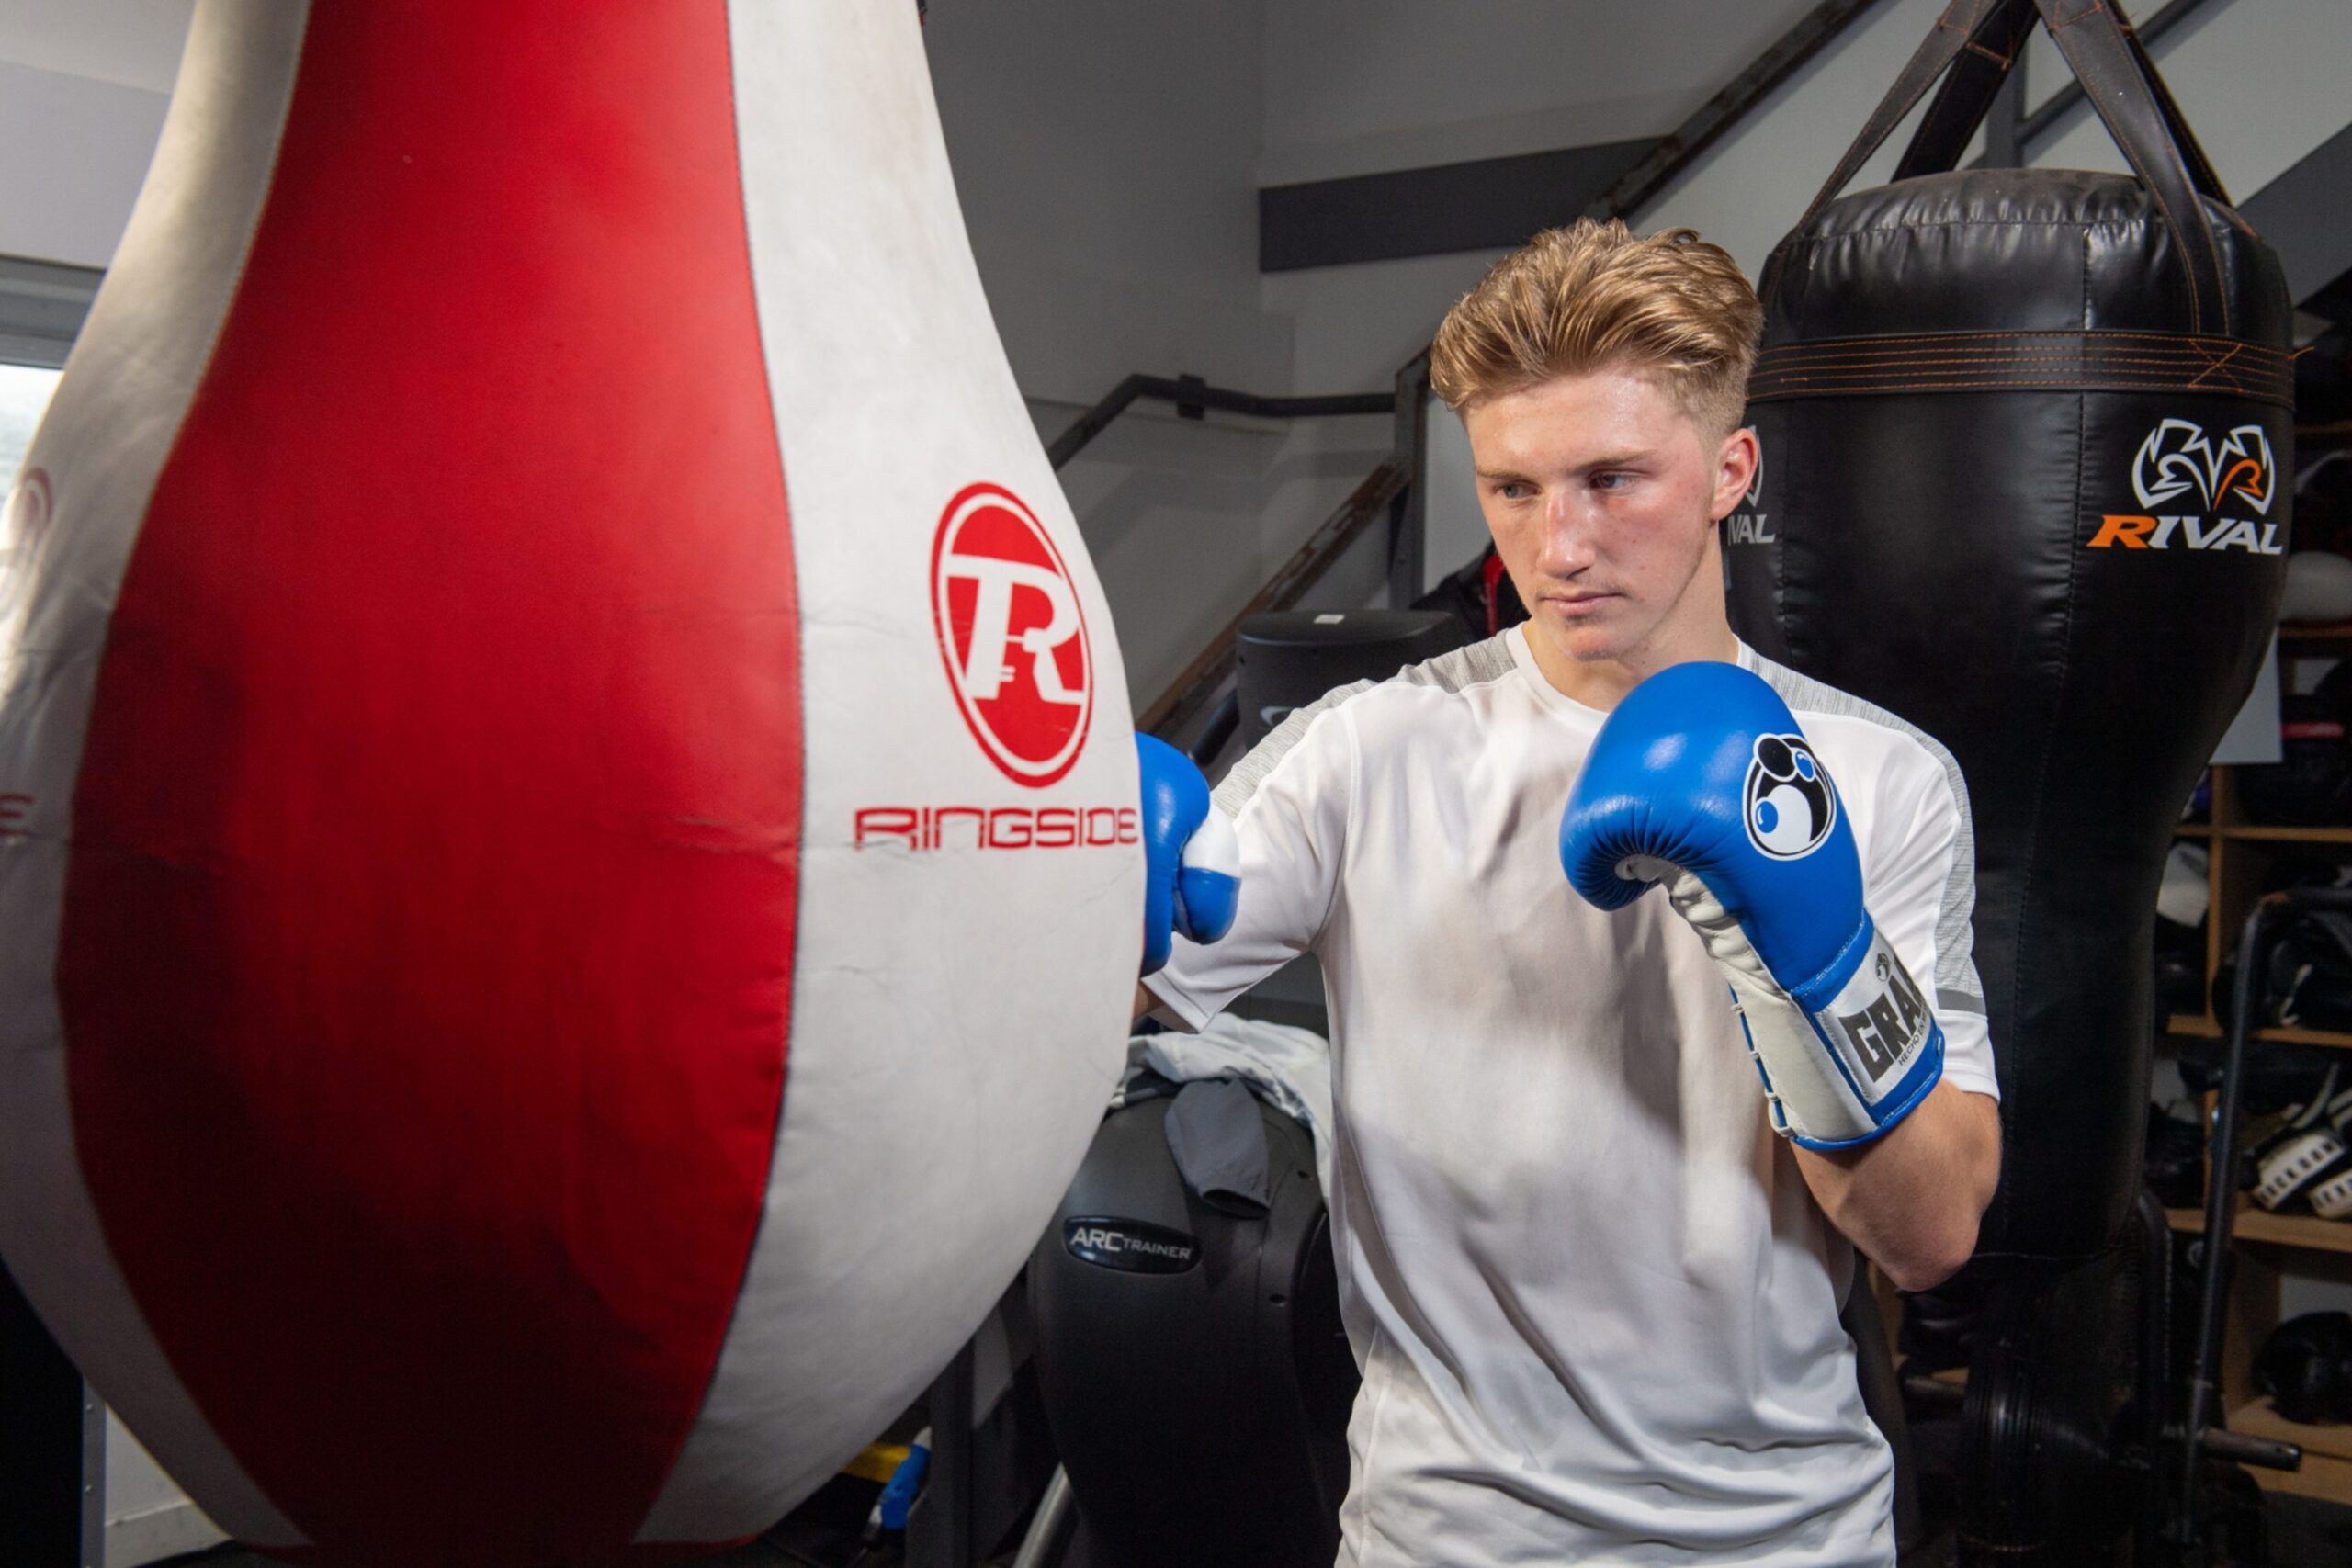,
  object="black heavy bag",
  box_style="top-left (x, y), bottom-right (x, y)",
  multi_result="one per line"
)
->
top-left (1727, 5), bottom-right (2290, 1556)
top-left (1728, 0), bottom-right (2291, 1269)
